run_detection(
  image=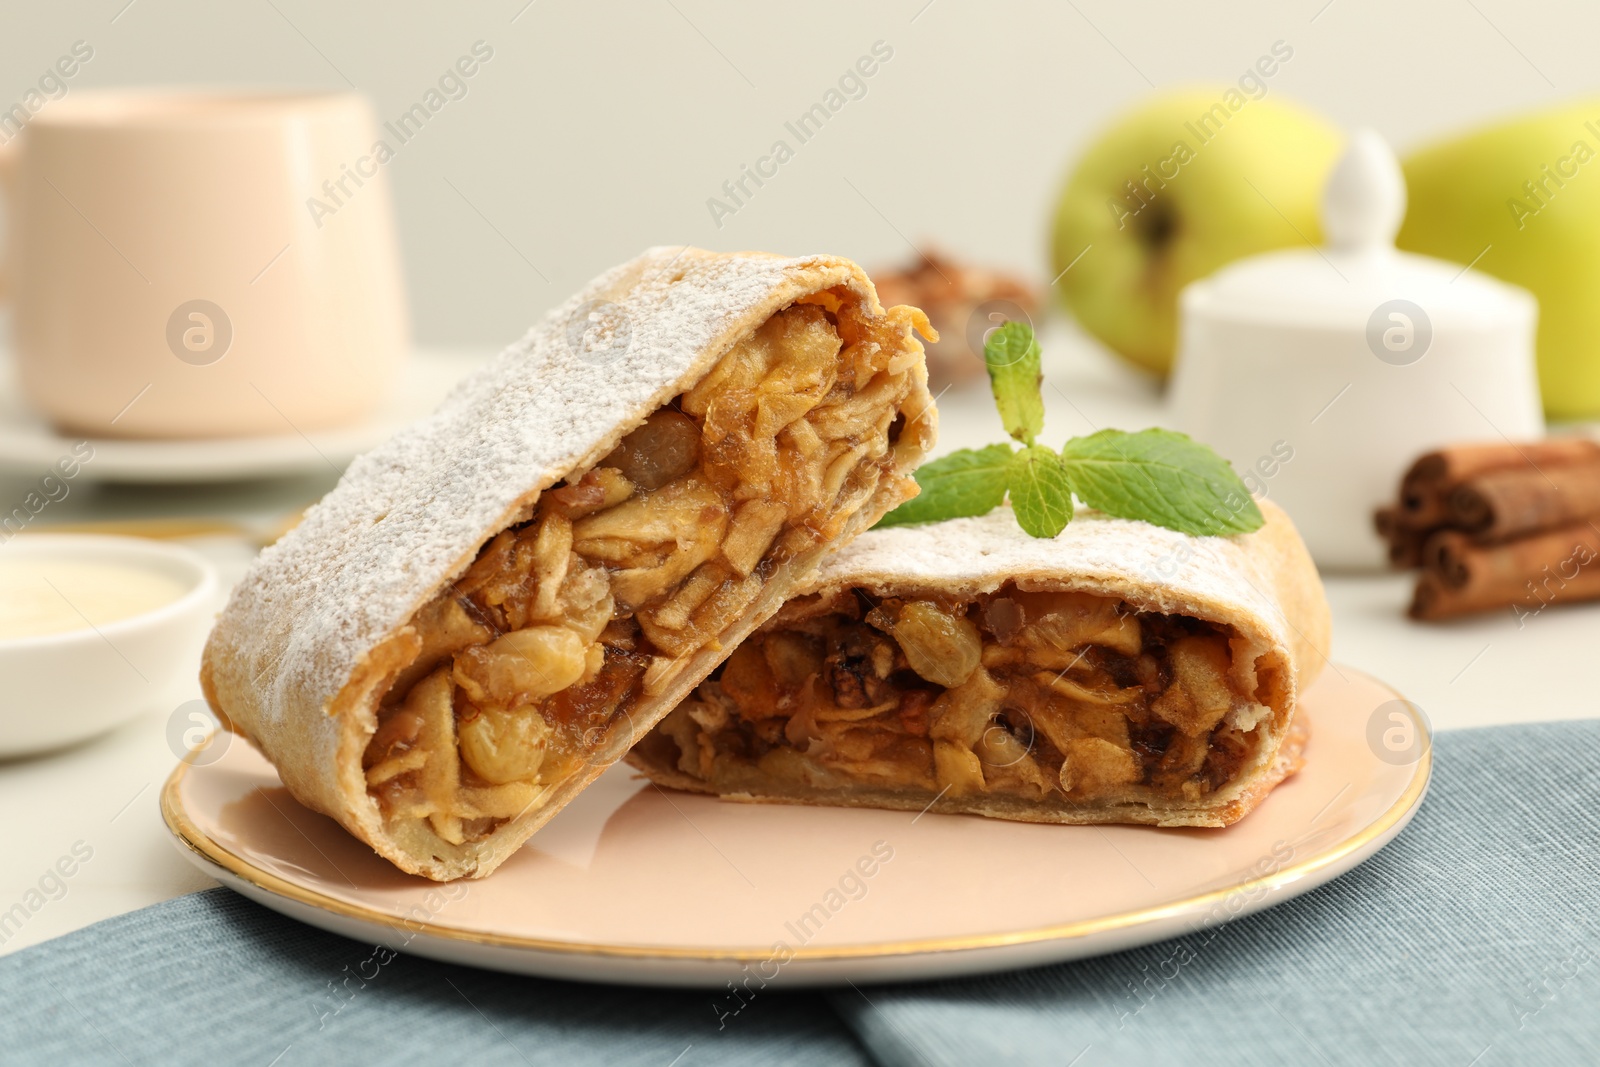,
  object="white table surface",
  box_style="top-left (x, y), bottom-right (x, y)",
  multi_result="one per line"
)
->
top-left (2, 335), bottom-right (1595, 957)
